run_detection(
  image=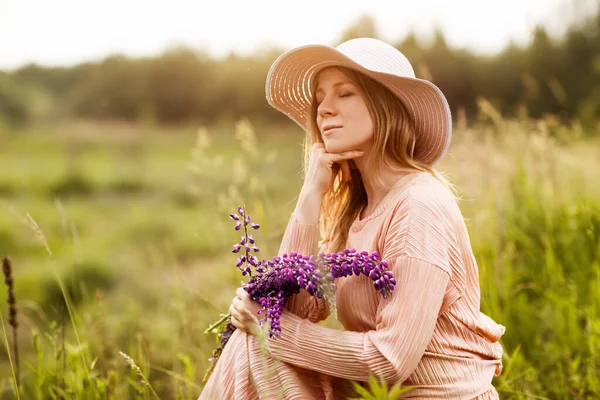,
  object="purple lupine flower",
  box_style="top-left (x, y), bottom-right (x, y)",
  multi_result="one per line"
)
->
top-left (236, 256), bottom-right (246, 267)
top-left (235, 222), bottom-right (242, 231)
top-left (229, 213), bottom-right (240, 221)
top-left (245, 215), bottom-right (251, 224)
top-left (250, 223), bottom-right (260, 230)
top-left (238, 206), bottom-right (245, 216)
top-left (232, 244), bottom-right (242, 253)
top-left (249, 255), bottom-right (260, 266)
top-left (207, 316), bottom-right (236, 365)
top-left (240, 236), bottom-right (247, 246)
